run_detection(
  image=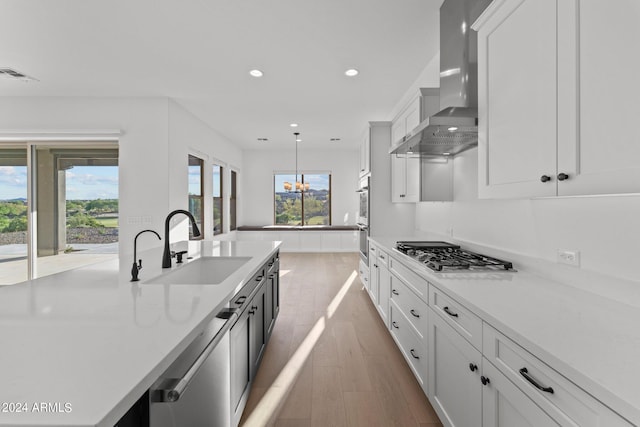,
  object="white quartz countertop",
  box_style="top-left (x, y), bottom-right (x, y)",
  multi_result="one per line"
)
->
top-left (370, 236), bottom-right (640, 426)
top-left (0, 240), bottom-right (280, 427)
